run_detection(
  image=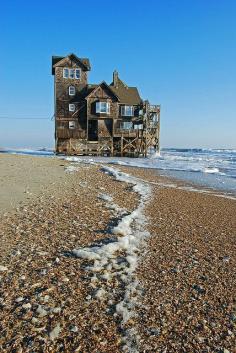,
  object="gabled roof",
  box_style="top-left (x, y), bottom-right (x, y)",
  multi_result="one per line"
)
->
top-left (52, 53), bottom-right (91, 74)
top-left (85, 81), bottom-right (120, 101)
top-left (110, 75), bottom-right (142, 105)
